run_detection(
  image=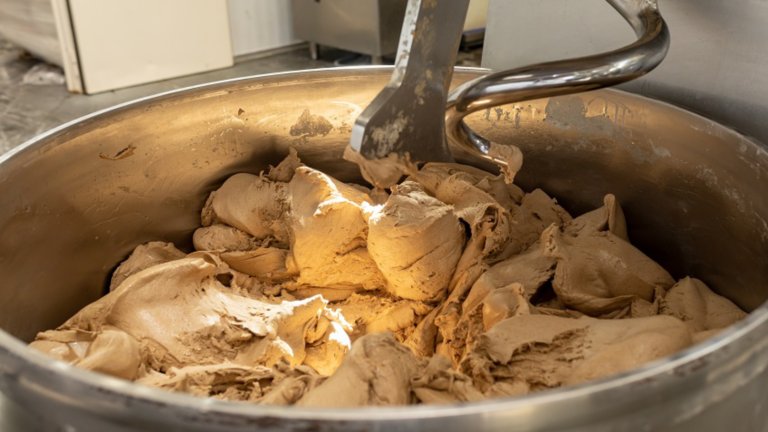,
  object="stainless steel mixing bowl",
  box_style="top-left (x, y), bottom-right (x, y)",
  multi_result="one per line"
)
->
top-left (0, 67), bottom-right (767, 432)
